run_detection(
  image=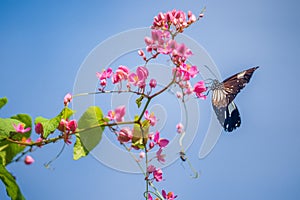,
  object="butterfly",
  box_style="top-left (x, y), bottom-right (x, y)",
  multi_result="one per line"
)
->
top-left (209, 66), bottom-right (259, 132)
